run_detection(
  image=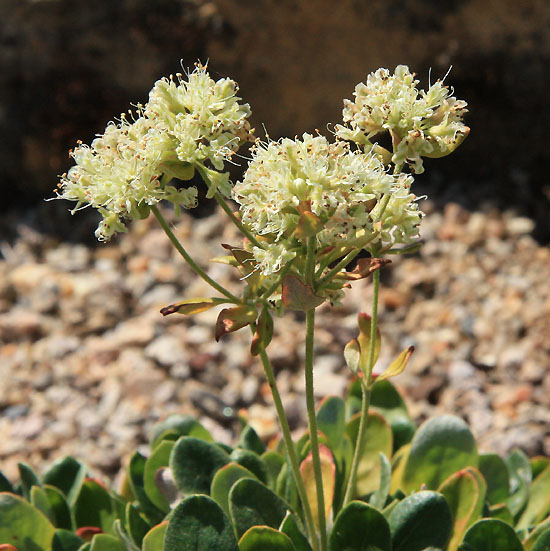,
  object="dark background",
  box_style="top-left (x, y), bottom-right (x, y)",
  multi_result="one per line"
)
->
top-left (1, 0), bottom-right (549, 241)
